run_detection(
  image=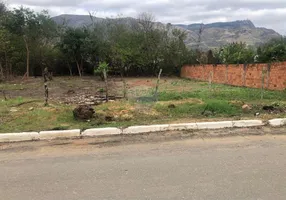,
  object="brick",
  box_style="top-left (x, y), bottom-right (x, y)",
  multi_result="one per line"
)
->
top-left (181, 62), bottom-right (286, 90)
